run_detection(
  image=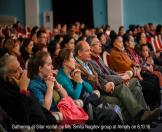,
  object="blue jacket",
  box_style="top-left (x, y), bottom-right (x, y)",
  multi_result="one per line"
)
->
top-left (56, 68), bottom-right (93, 100)
top-left (29, 75), bottom-right (57, 111)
